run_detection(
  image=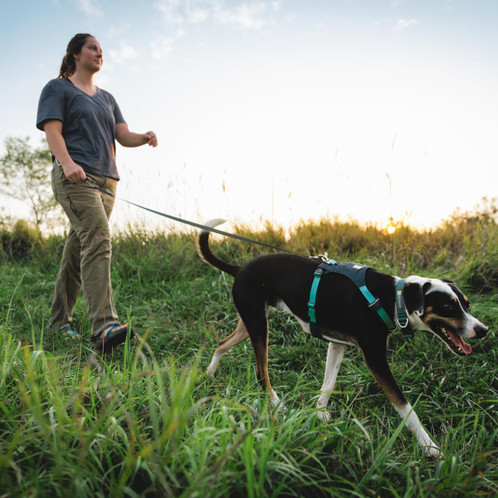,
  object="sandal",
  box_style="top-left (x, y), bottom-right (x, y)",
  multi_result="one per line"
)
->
top-left (59, 324), bottom-right (81, 341)
top-left (93, 321), bottom-right (136, 353)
